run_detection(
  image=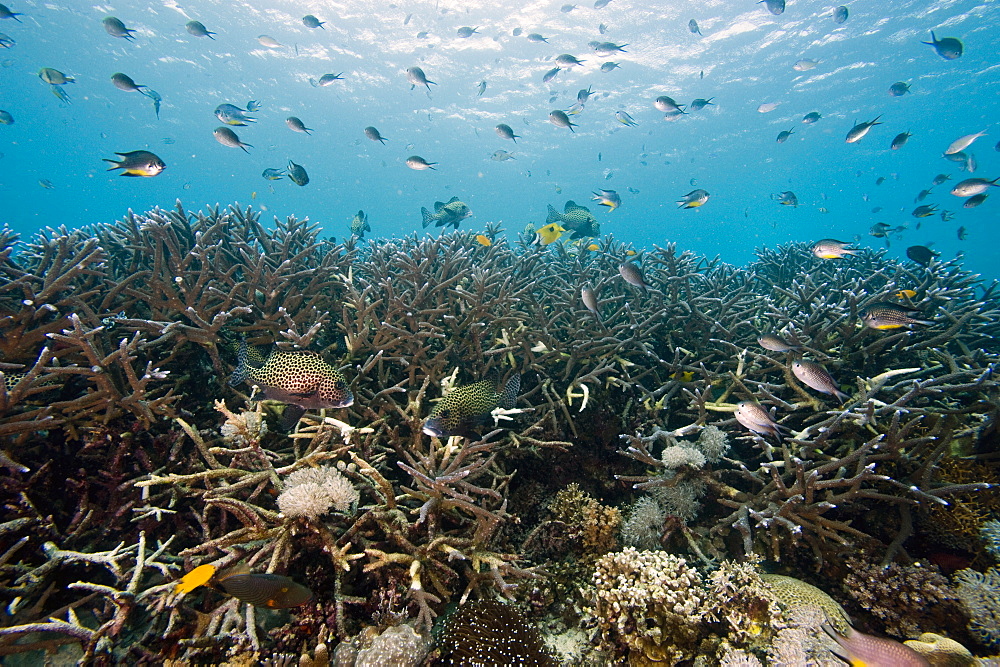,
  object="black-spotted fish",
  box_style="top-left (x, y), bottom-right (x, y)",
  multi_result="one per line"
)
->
top-left (350, 210), bottom-right (370, 238)
top-left (216, 565), bottom-right (313, 609)
top-left (229, 337), bottom-right (353, 414)
top-left (546, 201), bottom-right (599, 238)
top-left (423, 372), bottom-right (521, 438)
top-left (859, 302), bottom-right (934, 330)
top-left (421, 196), bottom-right (472, 229)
